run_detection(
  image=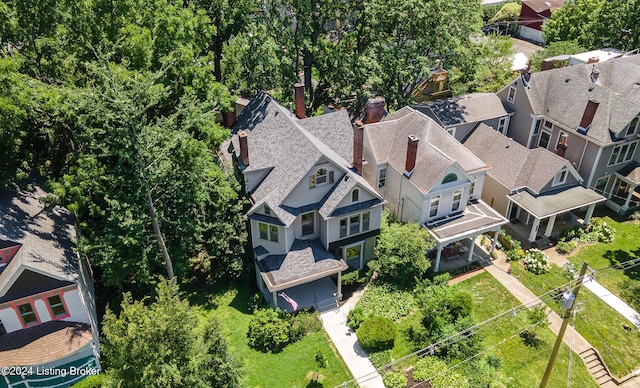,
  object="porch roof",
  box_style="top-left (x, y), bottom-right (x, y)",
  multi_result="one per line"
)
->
top-left (257, 239), bottom-right (348, 292)
top-left (508, 186), bottom-right (606, 219)
top-left (616, 161), bottom-right (640, 186)
top-left (425, 199), bottom-right (508, 244)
